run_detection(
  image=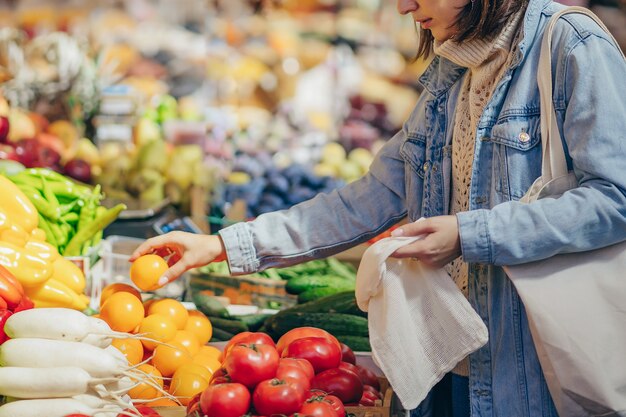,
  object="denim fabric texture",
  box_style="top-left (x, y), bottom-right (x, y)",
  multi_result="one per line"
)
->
top-left (219, 0), bottom-right (626, 415)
